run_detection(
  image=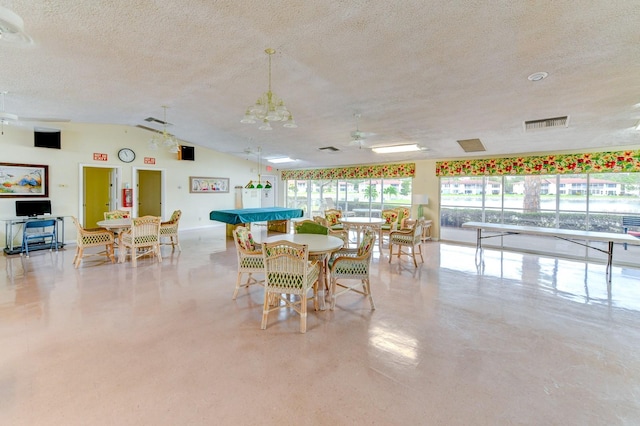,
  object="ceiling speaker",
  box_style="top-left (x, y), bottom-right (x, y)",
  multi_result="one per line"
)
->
top-left (180, 145), bottom-right (195, 161)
